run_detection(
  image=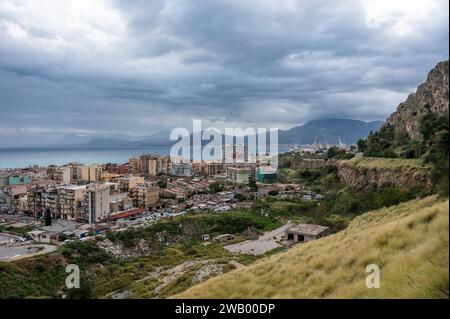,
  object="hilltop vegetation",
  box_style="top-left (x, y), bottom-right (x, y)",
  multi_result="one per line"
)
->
top-left (0, 210), bottom-right (281, 299)
top-left (176, 196), bottom-right (449, 299)
top-left (356, 61), bottom-right (449, 195)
